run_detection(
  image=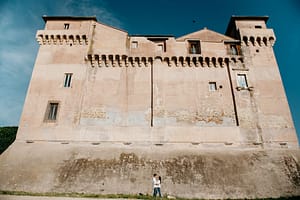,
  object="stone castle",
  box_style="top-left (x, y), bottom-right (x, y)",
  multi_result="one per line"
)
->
top-left (16, 15), bottom-right (299, 147)
top-left (0, 16), bottom-right (299, 199)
